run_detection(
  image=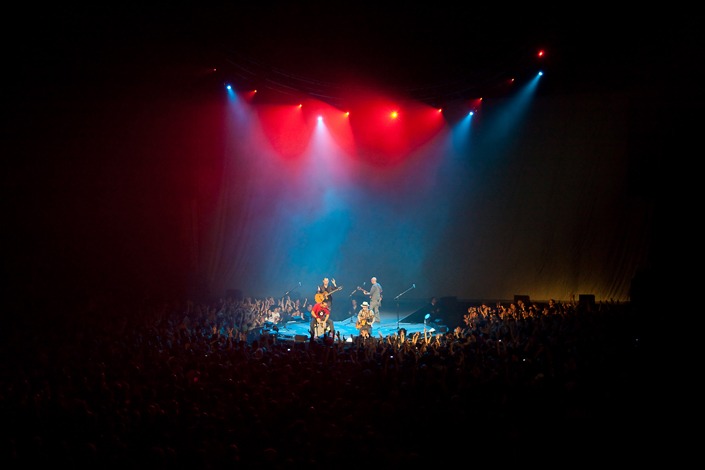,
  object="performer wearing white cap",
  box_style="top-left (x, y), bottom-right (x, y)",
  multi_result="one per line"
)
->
top-left (356, 301), bottom-right (375, 338)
